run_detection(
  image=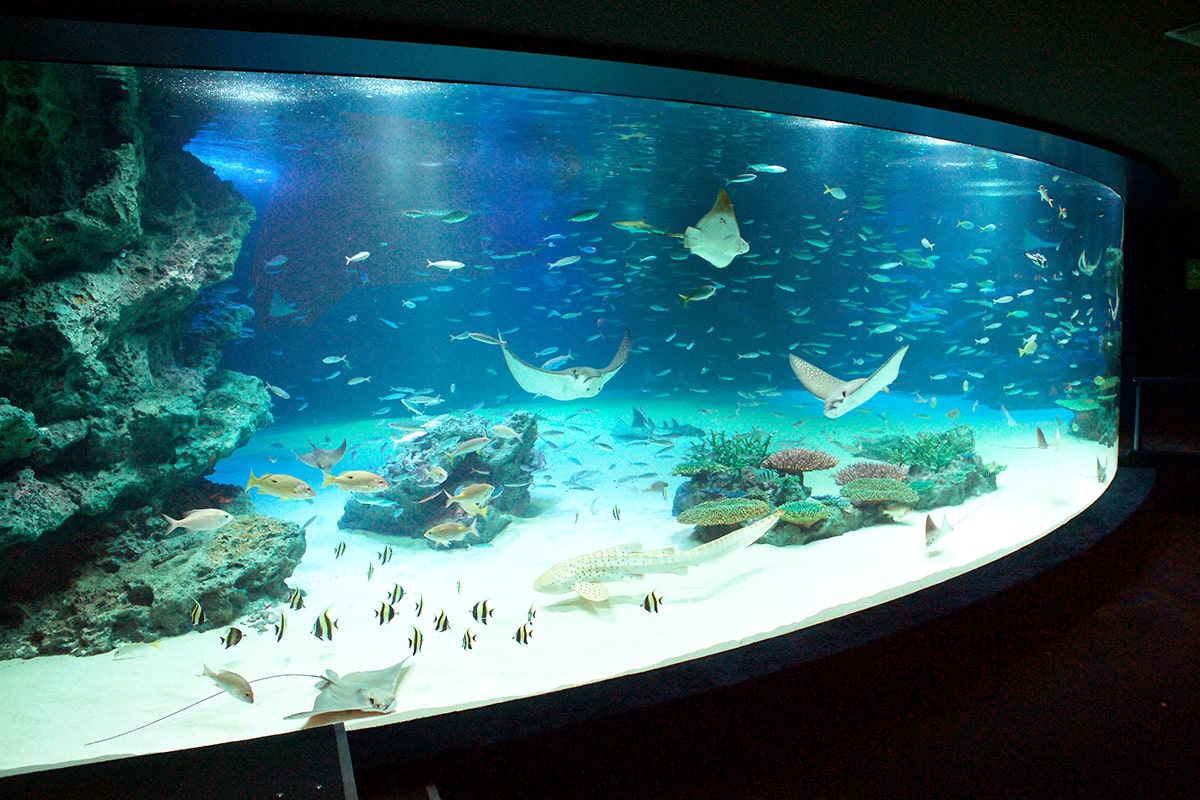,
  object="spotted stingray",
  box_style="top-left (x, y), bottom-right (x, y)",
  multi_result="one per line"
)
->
top-left (501, 327), bottom-right (632, 401)
top-left (789, 345), bottom-right (909, 418)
